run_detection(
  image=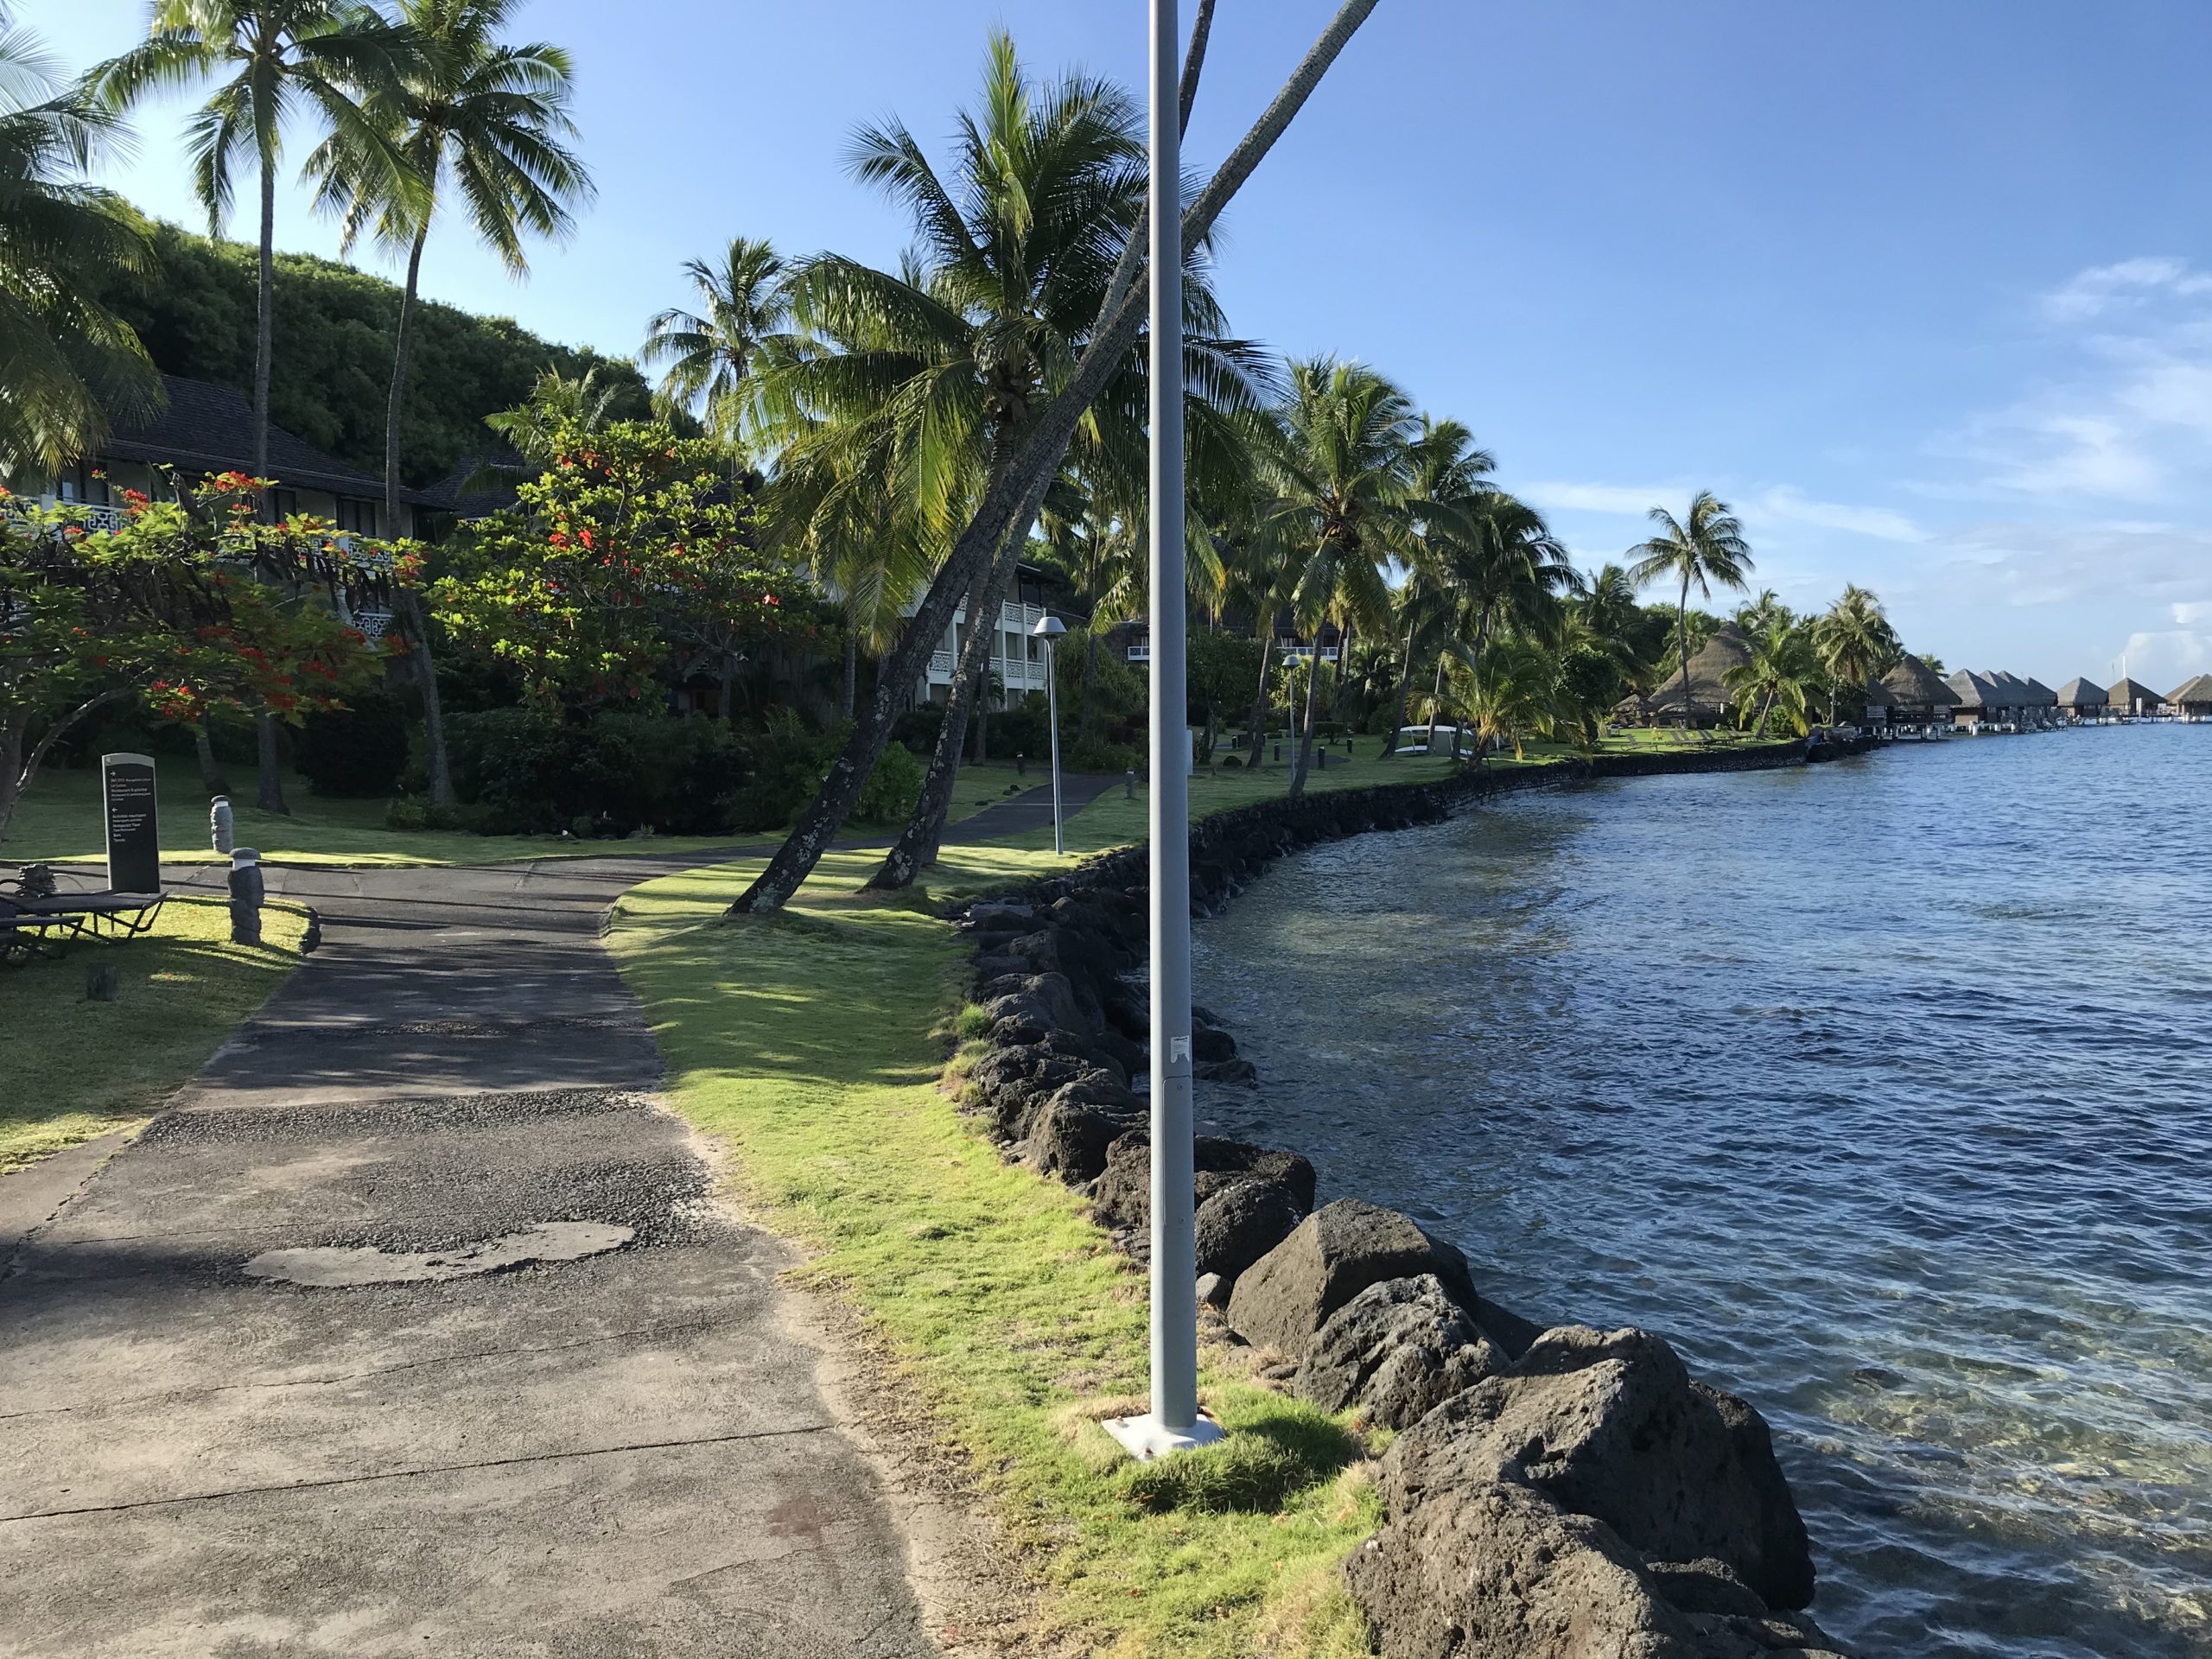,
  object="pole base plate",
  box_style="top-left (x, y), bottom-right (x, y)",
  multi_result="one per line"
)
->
top-left (1101, 1409), bottom-right (1227, 1462)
